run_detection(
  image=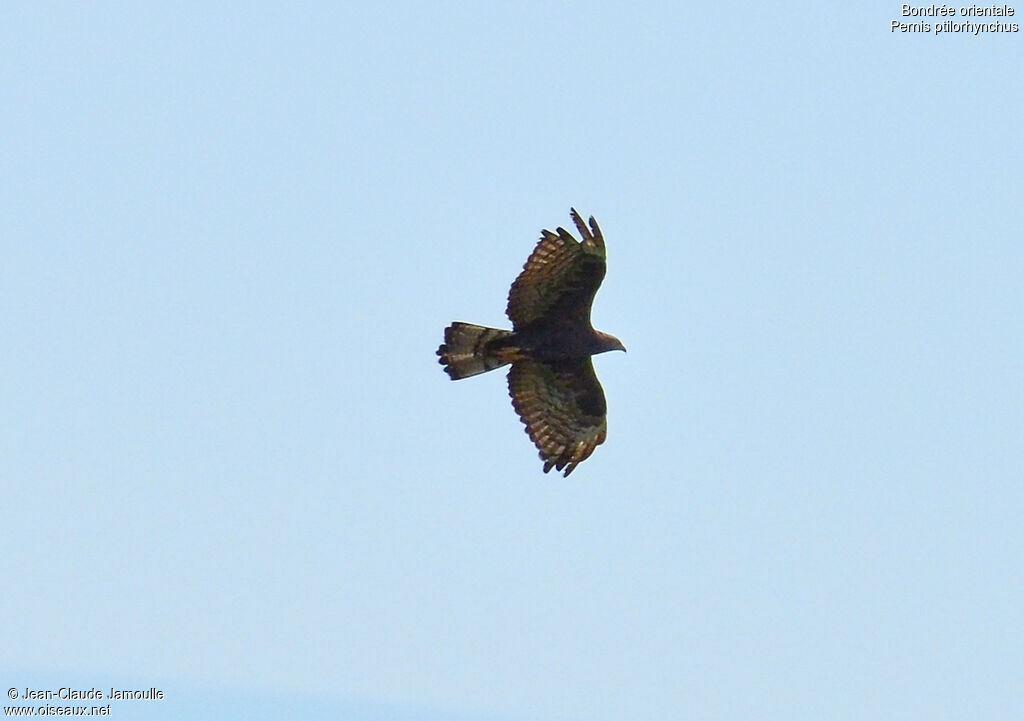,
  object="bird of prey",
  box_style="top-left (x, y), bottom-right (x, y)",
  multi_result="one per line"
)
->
top-left (437, 209), bottom-right (625, 476)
